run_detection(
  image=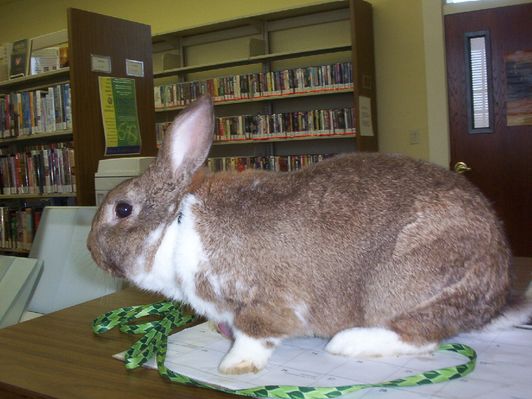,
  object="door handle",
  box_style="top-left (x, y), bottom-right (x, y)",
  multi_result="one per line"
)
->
top-left (454, 161), bottom-right (472, 174)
